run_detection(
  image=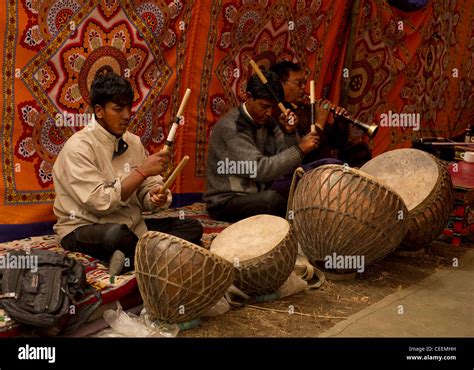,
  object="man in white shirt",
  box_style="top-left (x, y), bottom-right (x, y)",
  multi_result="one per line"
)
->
top-left (53, 72), bottom-right (203, 275)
